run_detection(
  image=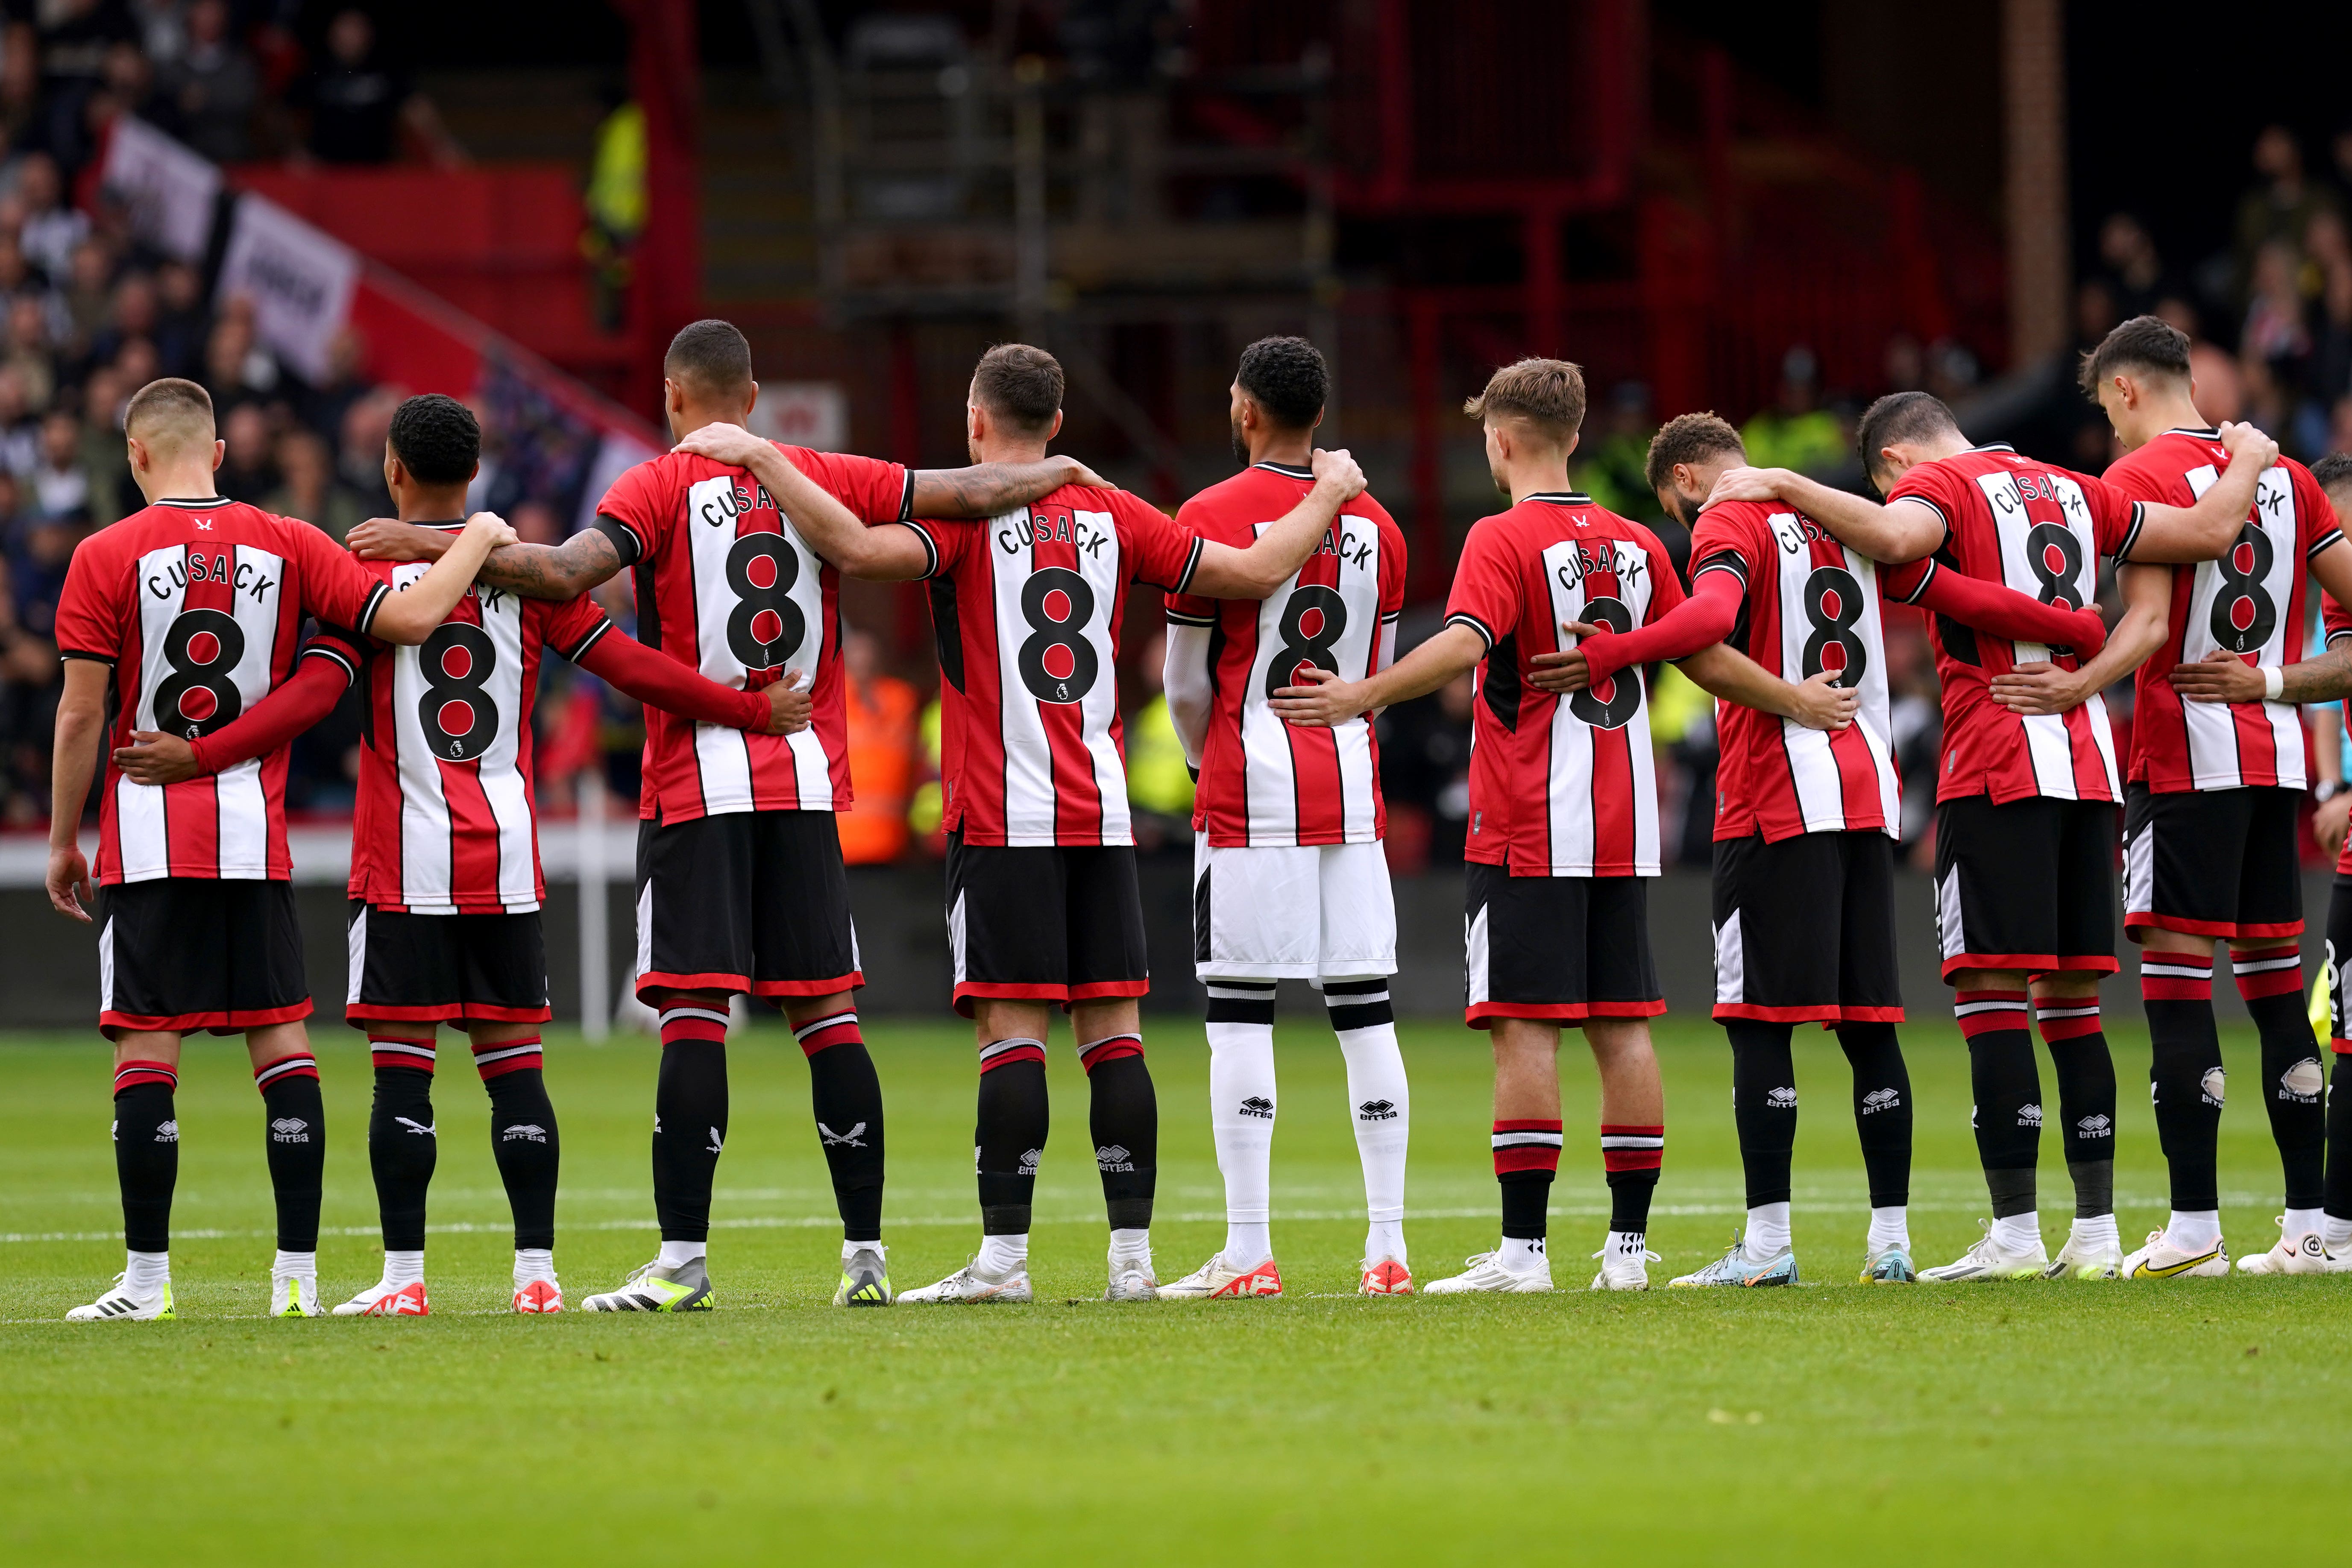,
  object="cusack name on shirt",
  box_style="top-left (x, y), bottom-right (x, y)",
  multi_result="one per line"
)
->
top-left (997, 507), bottom-right (1112, 559)
top-left (1551, 535), bottom-right (1649, 596)
top-left (698, 481), bottom-right (777, 528)
top-left (147, 551), bottom-right (276, 604)
top-left (1767, 511), bottom-right (1838, 555)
